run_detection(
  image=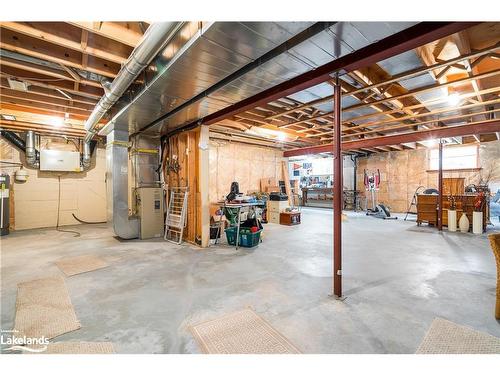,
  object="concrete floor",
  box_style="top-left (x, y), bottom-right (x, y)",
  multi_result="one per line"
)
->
top-left (1, 208), bottom-right (499, 353)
